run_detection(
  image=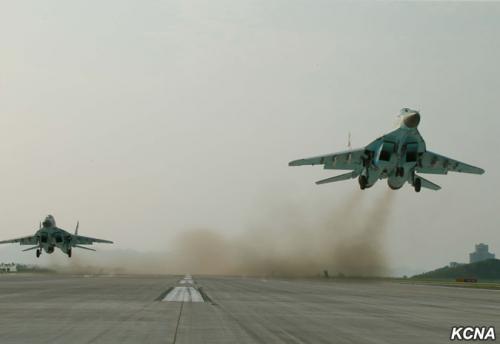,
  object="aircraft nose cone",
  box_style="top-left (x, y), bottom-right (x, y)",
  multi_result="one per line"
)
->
top-left (404, 112), bottom-right (420, 128)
